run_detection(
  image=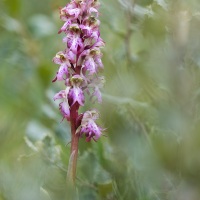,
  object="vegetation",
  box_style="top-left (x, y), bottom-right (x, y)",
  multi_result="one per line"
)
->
top-left (1, 0), bottom-right (200, 199)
